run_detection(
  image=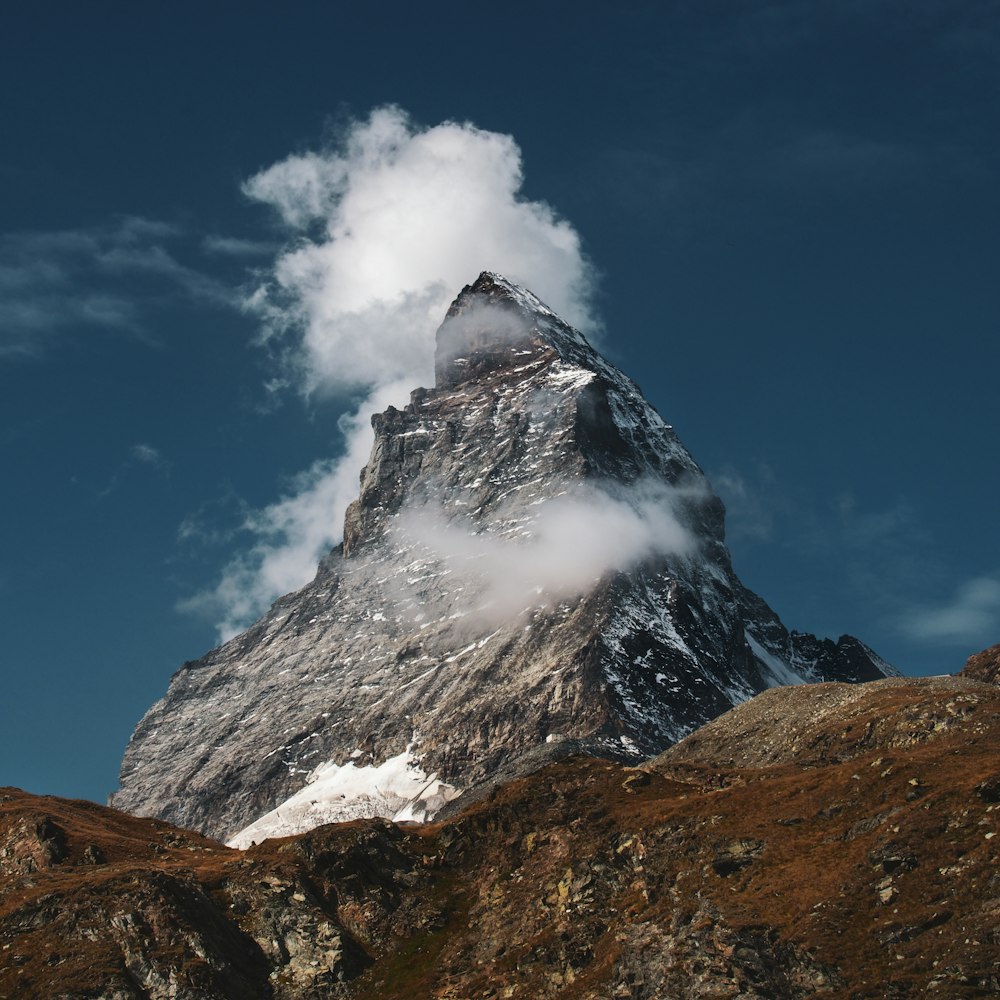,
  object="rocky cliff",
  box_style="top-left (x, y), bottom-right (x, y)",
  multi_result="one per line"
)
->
top-left (112, 273), bottom-right (894, 844)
